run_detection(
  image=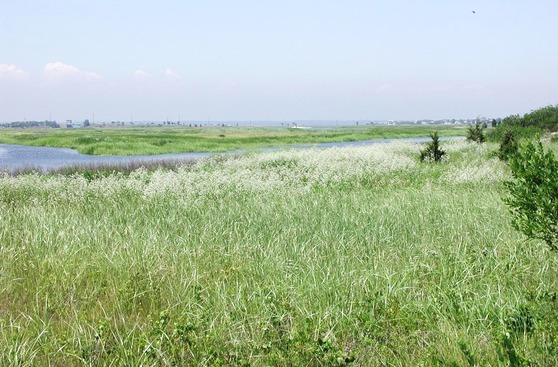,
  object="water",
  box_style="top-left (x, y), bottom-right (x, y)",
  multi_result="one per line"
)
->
top-left (0, 144), bottom-right (217, 173)
top-left (0, 136), bottom-right (463, 173)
